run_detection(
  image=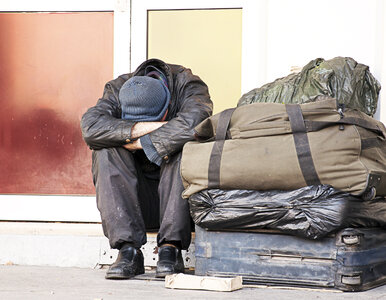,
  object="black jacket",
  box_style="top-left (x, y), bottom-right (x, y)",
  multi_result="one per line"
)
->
top-left (80, 59), bottom-right (213, 161)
